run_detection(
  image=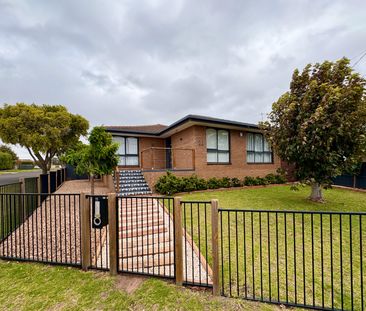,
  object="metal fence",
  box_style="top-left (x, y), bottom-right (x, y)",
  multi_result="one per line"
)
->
top-left (0, 193), bottom-right (81, 267)
top-left (117, 196), bottom-right (175, 279)
top-left (219, 209), bottom-right (366, 311)
top-left (181, 201), bottom-right (212, 287)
